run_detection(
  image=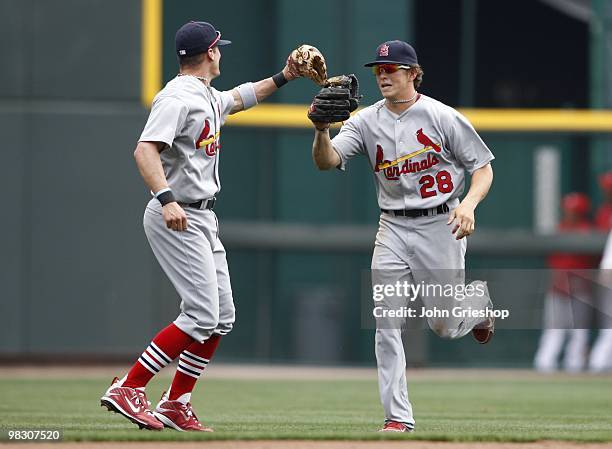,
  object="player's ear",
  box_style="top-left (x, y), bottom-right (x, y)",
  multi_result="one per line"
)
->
top-left (207, 47), bottom-right (216, 62)
top-left (408, 68), bottom-right (417, 83)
